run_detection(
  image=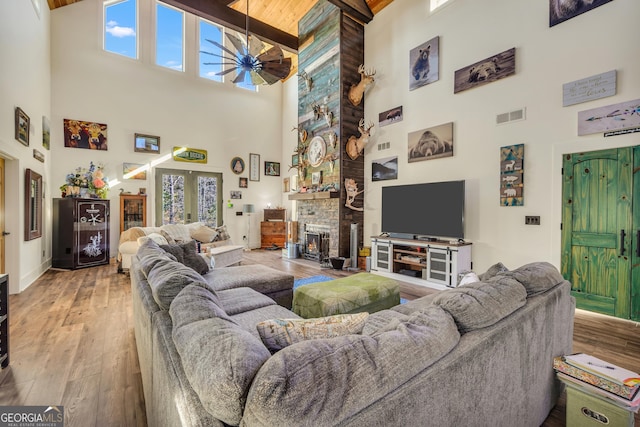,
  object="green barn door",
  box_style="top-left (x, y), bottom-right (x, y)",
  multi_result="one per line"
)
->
top-left (561, 147), bottom-right (634, 320)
